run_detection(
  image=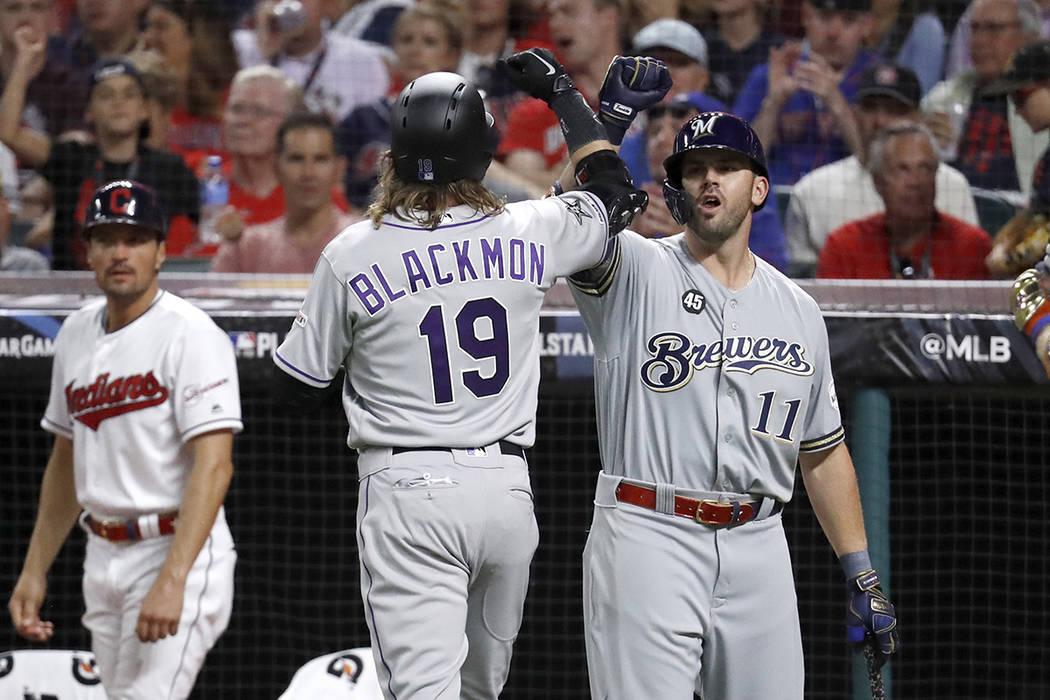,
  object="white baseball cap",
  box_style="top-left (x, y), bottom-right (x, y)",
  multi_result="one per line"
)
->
top-left (631, 18), bottom-right (708, 67)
